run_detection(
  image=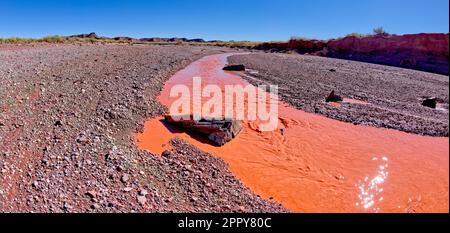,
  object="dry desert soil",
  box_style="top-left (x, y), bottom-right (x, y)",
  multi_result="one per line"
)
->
top-left (229, 53), bottom-right (449, 136)
top-left (0, 43), bottom-right (448, 212)
top-left (0, 44), bottom-right (286, 212)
